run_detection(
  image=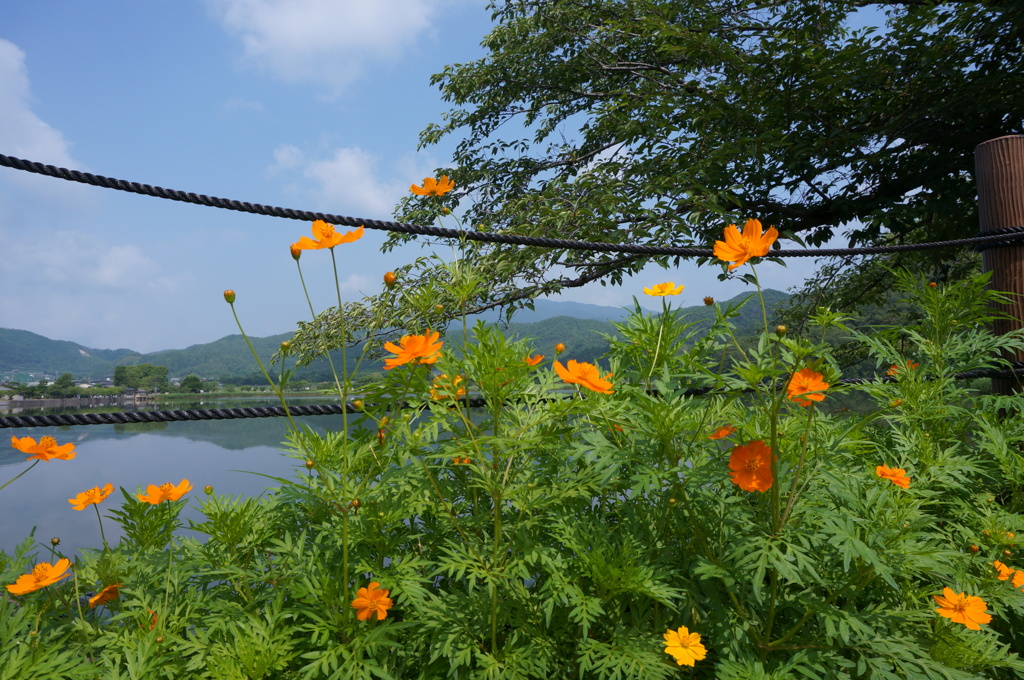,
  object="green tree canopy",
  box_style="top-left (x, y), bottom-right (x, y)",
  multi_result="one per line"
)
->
top-left (379, 0), bottom-right (1023, 323)
top-left (179, 374), bottom-right (203, 393)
